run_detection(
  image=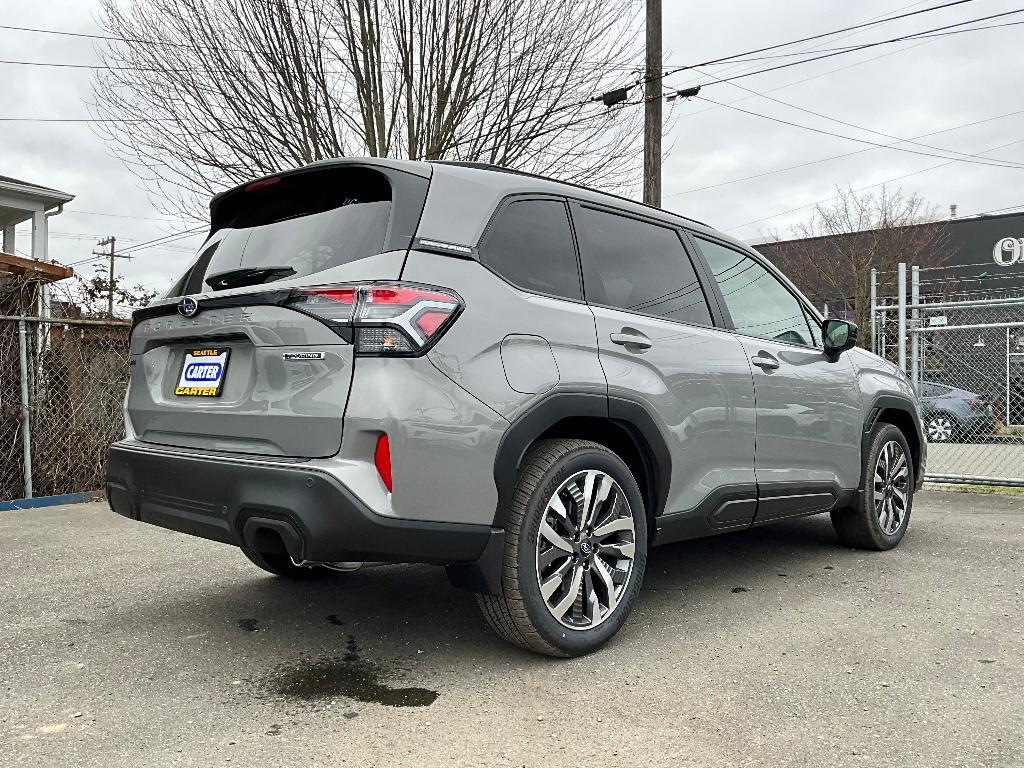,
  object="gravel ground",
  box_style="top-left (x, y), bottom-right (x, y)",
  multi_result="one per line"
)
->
top-left (1, 490), bottom-right (1021, 768)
